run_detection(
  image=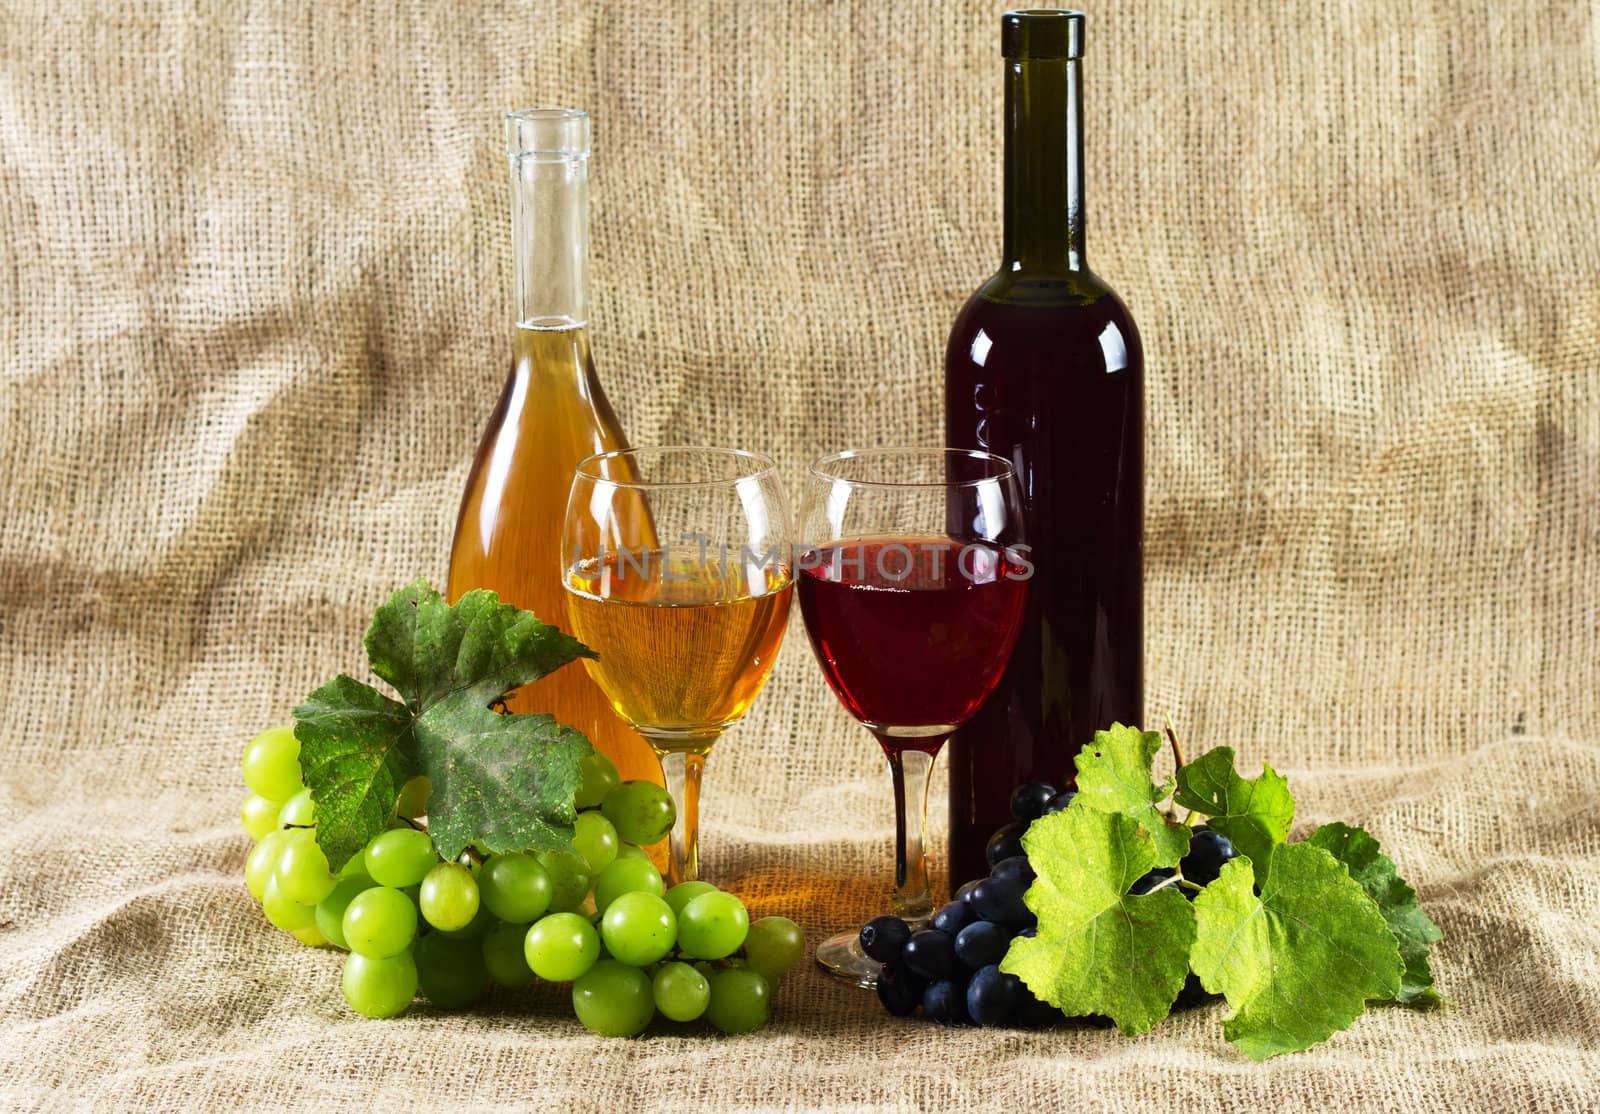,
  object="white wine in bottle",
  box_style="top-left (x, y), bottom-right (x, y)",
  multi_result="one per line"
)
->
top-left (448, 109), bottom-right (660, 788)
